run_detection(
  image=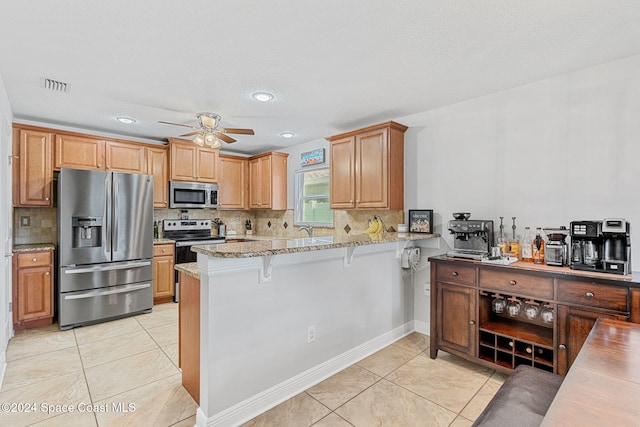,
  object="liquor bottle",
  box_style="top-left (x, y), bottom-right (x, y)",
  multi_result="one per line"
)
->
top-left (153, 221), bottom-right (159, 239)
top-left (508, 217), bottom-right (520, 259)
top-left (521, 227), bottom-right (533, 262)
top-left (497, 217), bottom-right (508, 257)
top-left (532, 227), bottom-right (545, 264)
